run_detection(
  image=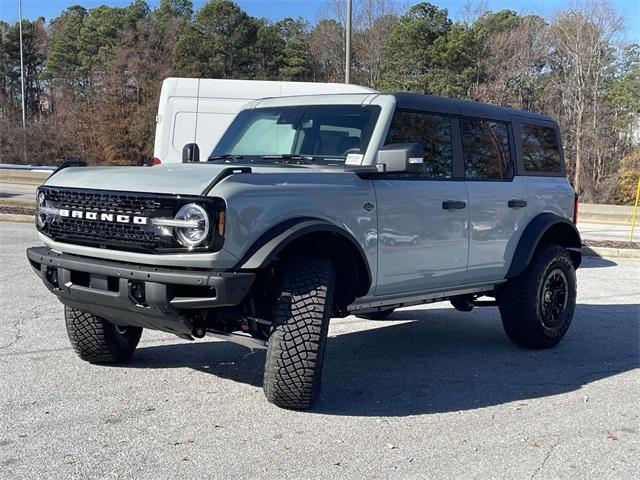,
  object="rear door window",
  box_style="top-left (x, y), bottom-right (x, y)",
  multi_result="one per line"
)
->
top-left (384, 110), bottom-right (453, 178)
top-left (521, 124), bottom-right (562, 173)
top-left (462, 119), bottom-right (513, 180)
